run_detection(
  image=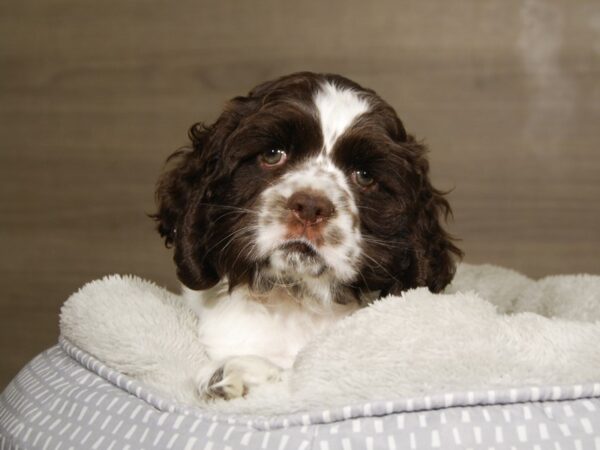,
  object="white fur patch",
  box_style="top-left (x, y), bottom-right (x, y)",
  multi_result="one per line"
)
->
top-left (186, 285), bottom-right (358, 369)
top-left (314, 81), bottom-right (370, 153)
top-left (255, 157), bottom-right (362, 288)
